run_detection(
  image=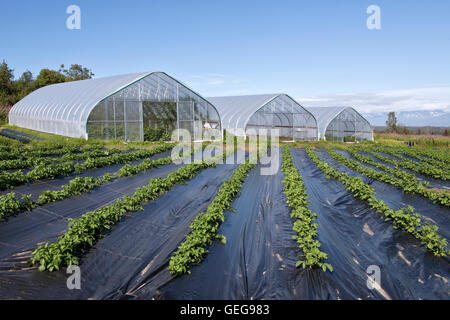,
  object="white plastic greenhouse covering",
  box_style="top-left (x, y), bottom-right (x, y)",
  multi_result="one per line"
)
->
top-left (9, 72), bottom-right (221, 141)
top-left (307, 106), bottom-right (373, 141)
top-left (208, 94), bottom-right (318, 141)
